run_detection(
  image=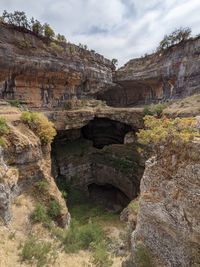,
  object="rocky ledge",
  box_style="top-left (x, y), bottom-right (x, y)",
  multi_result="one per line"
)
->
top-left (98, 37), bottom-right (200, 107)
